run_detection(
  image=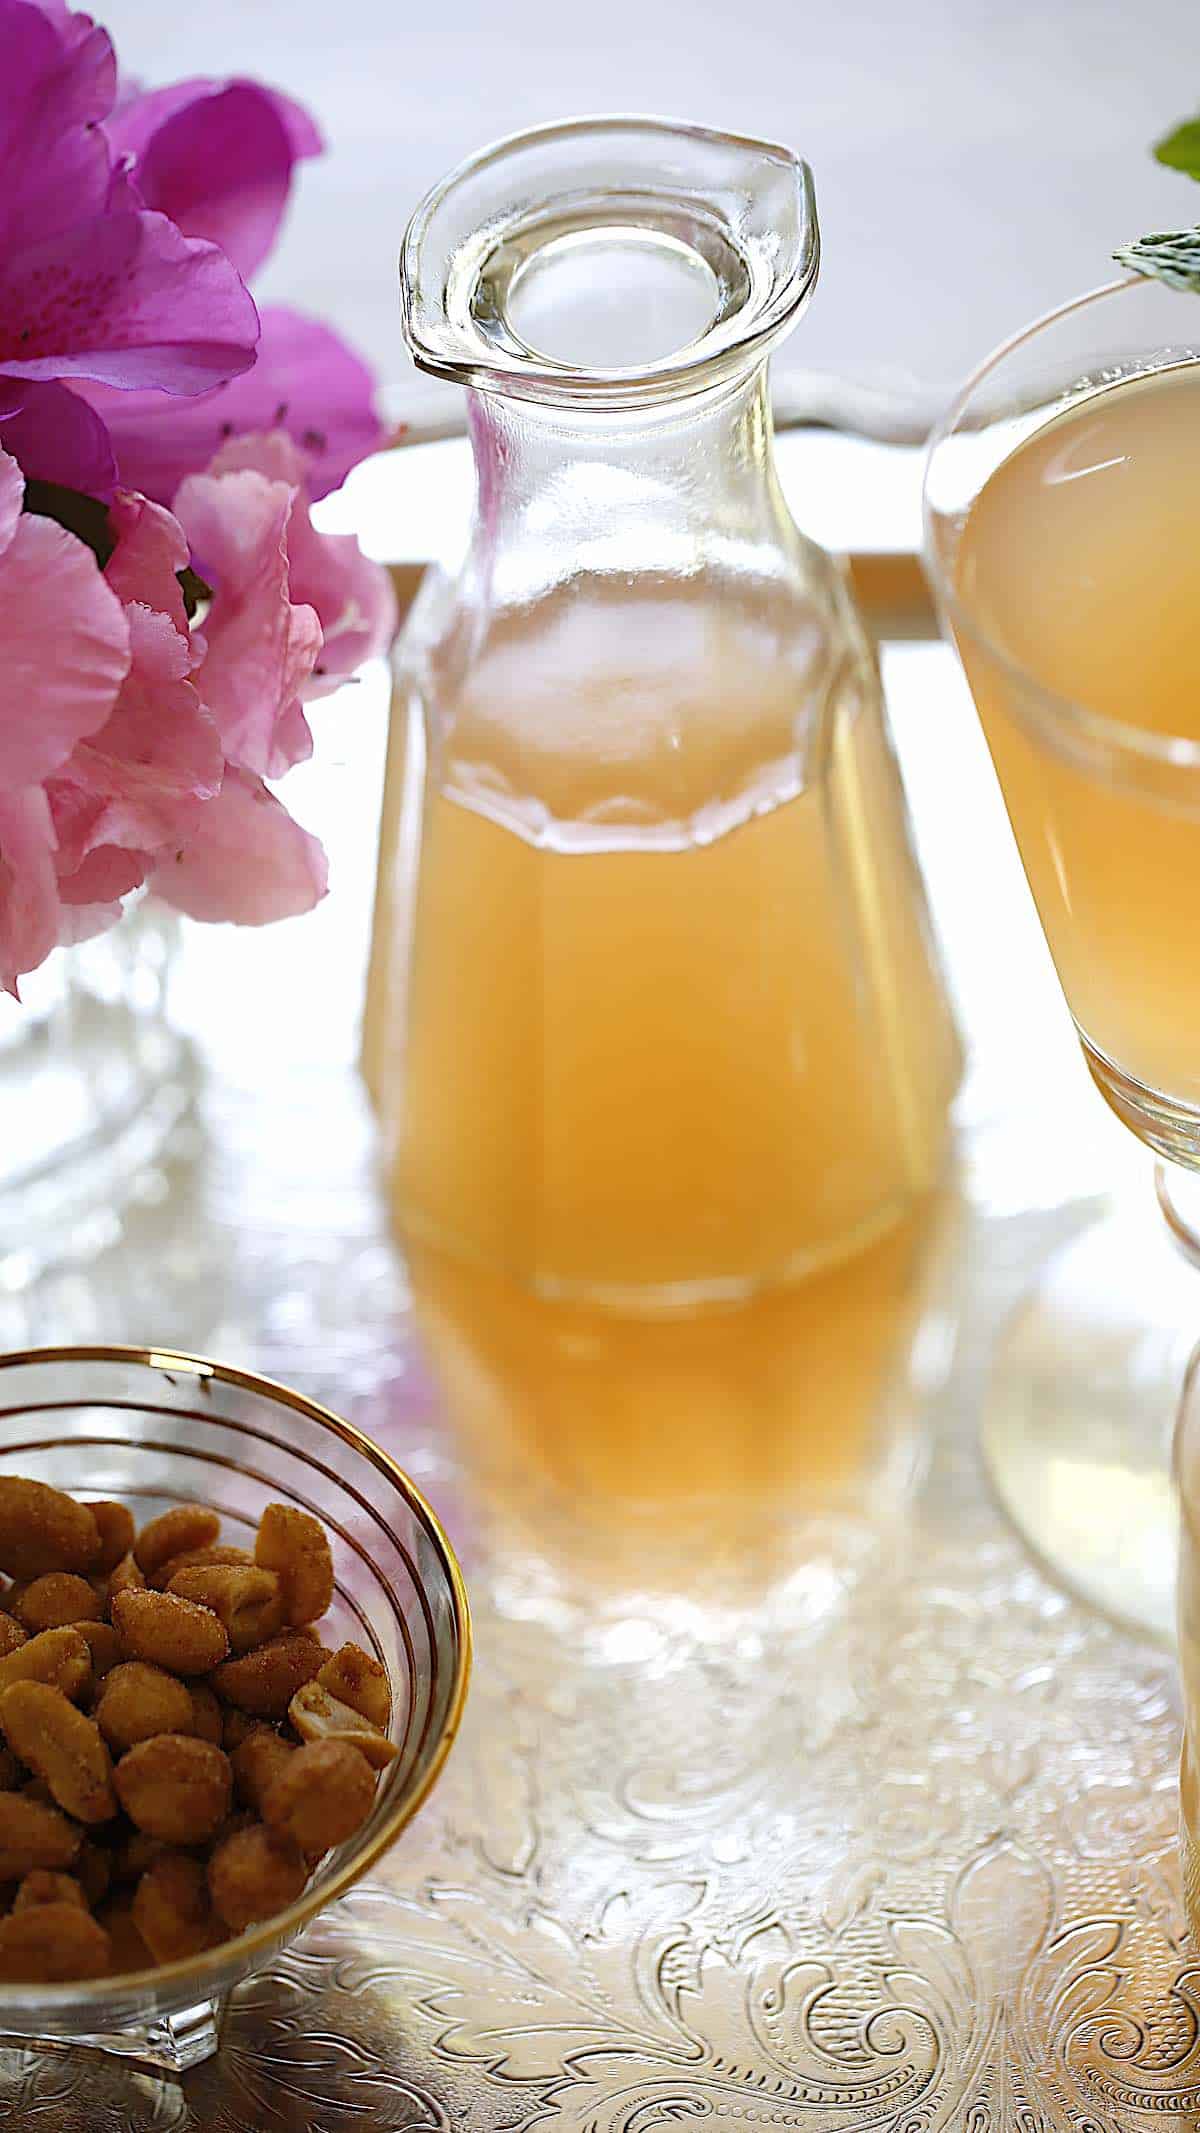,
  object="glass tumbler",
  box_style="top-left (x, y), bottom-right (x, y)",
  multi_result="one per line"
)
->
top-left (926, 276), bottom-right (1200, 1639)
top-left (372, 117), bottom-right (961, 1315)
top-left (0, 1346), bottom-right (470, 2071)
